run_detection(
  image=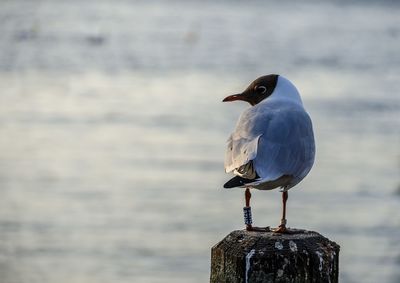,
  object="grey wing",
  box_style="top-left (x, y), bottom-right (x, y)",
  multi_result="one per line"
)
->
top-left (224, 107), bottom-right (269, 173)
top-left (224, 133), bottom-right (261, 173)
top-left (253, 109), bottom-right (315, 186)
